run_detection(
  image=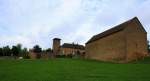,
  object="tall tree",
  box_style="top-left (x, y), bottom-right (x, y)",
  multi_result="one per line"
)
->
top-left (17, 44), bottom-right (22, 56)
top-left (3, 46), bottom-right (11, 56)
top-left (22, 48), bottom-right (29, 58)
top-left (147, 41), bottom-right (150, 53)
top-left (12, 46), bottom-right (19, 57)
top-left (33, 45), bottom-right (42, 53)
top-left (0, 44), bottom-right (30, 58)
top-left (33, 45), bottom-right (42, 59)
top-left (0, 48), bottom-right (3, 56)
top-left (45, 48), bottom-right (52, 52)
